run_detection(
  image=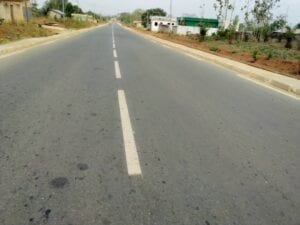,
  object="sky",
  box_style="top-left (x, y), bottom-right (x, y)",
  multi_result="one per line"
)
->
top-left (36, 0), bottom-right (300, 25)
